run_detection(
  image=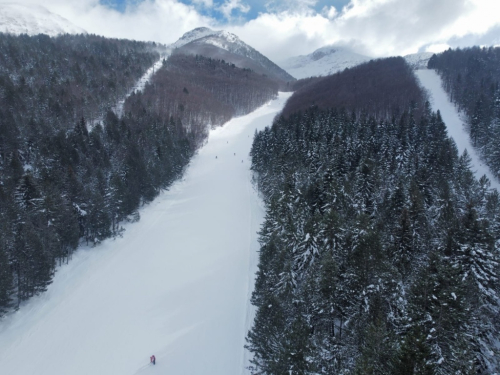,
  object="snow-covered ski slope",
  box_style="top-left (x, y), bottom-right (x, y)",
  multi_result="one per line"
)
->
top-left (416, 69), bottom-right (500, 191)
top-left (0, 92), bottom-right (292, 375)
